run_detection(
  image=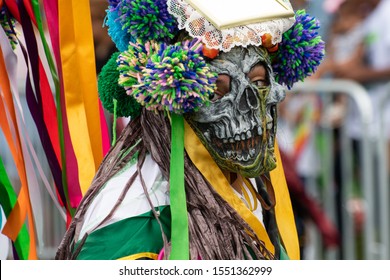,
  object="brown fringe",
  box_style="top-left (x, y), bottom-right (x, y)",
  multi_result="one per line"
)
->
top-left (142, 110), bottom-right (274, 260)
top-left (56, 110), bottom-right (275, 260)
